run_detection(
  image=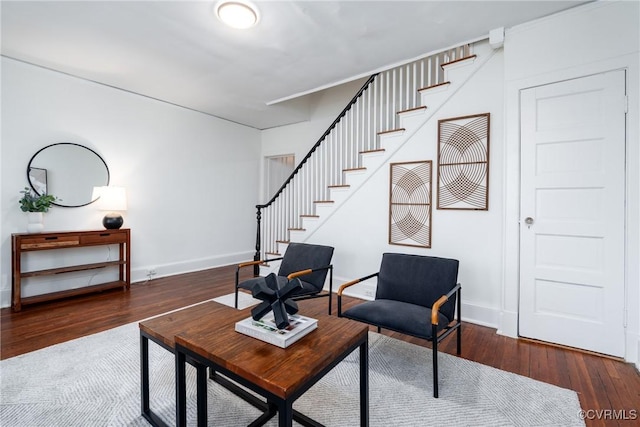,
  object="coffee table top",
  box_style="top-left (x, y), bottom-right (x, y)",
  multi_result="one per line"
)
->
top-left (140, 300), bottom-right (368, 399)
top-left (139, 301), bottom-right (237, 349)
